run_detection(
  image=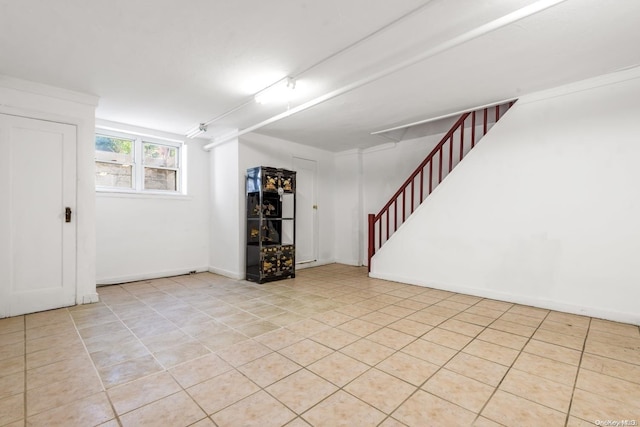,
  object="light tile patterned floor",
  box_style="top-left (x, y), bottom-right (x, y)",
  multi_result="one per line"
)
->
top-left (1, 264), bottom-right (639, 426)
